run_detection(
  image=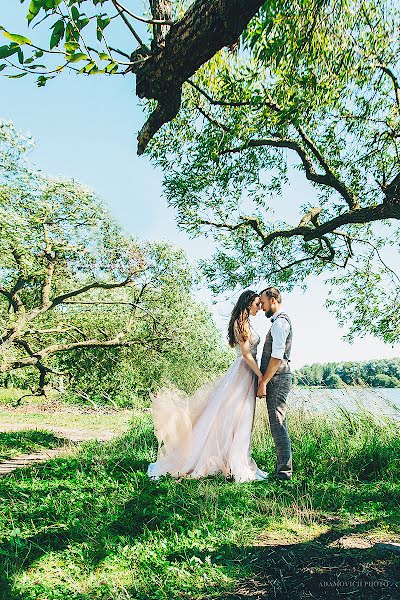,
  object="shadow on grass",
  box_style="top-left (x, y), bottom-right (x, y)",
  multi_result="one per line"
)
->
top-left (0, 430), bottom-right (68, 460)
top-left (0, 425), bottom-right (399, 599)
top-left (168, 520), bottom-right (400, 599)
